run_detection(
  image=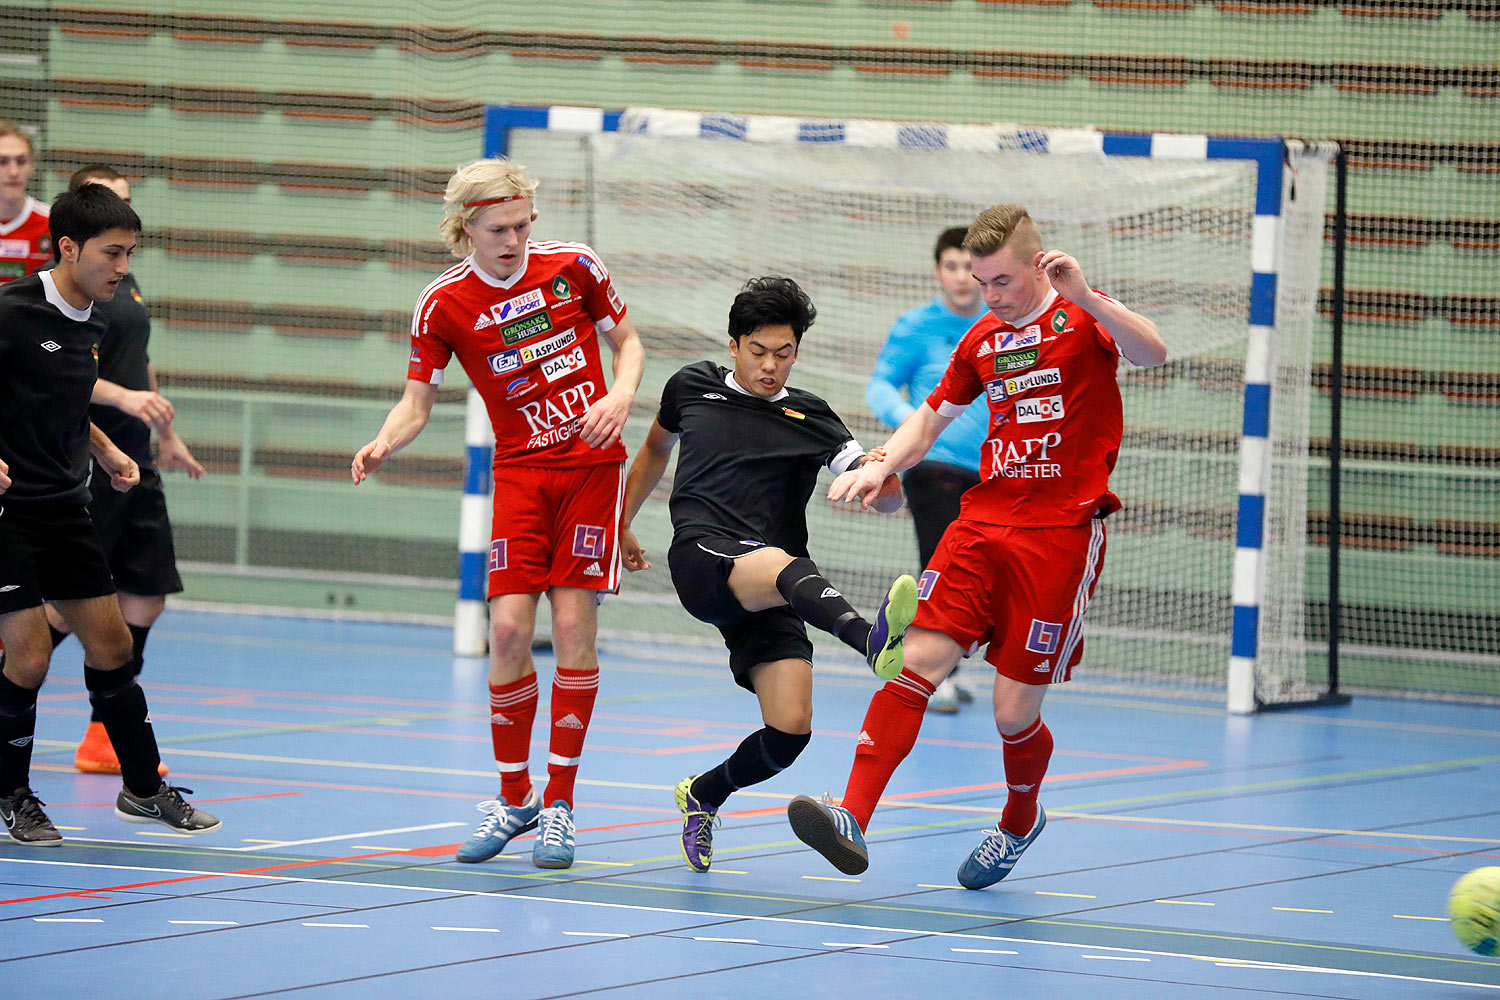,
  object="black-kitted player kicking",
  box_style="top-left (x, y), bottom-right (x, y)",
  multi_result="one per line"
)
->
top-left (619, 276), bottom-right (915, 872)
top-left (0, 184), bottom-right (220, 844)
